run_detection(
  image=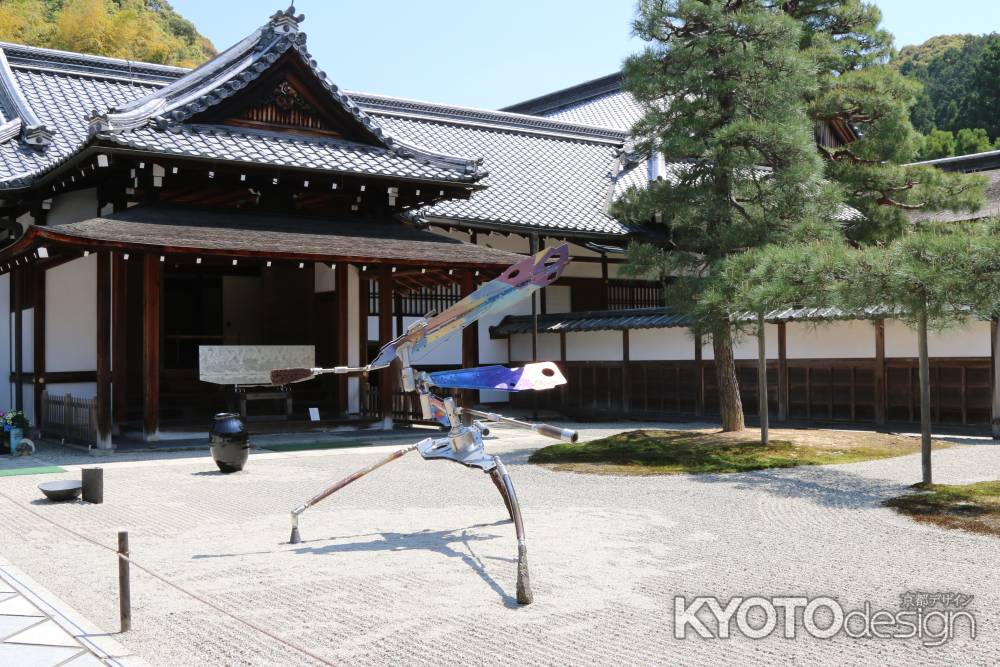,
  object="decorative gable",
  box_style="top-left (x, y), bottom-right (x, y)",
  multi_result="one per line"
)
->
top-left (230, 79), bottom-right (333, 135)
